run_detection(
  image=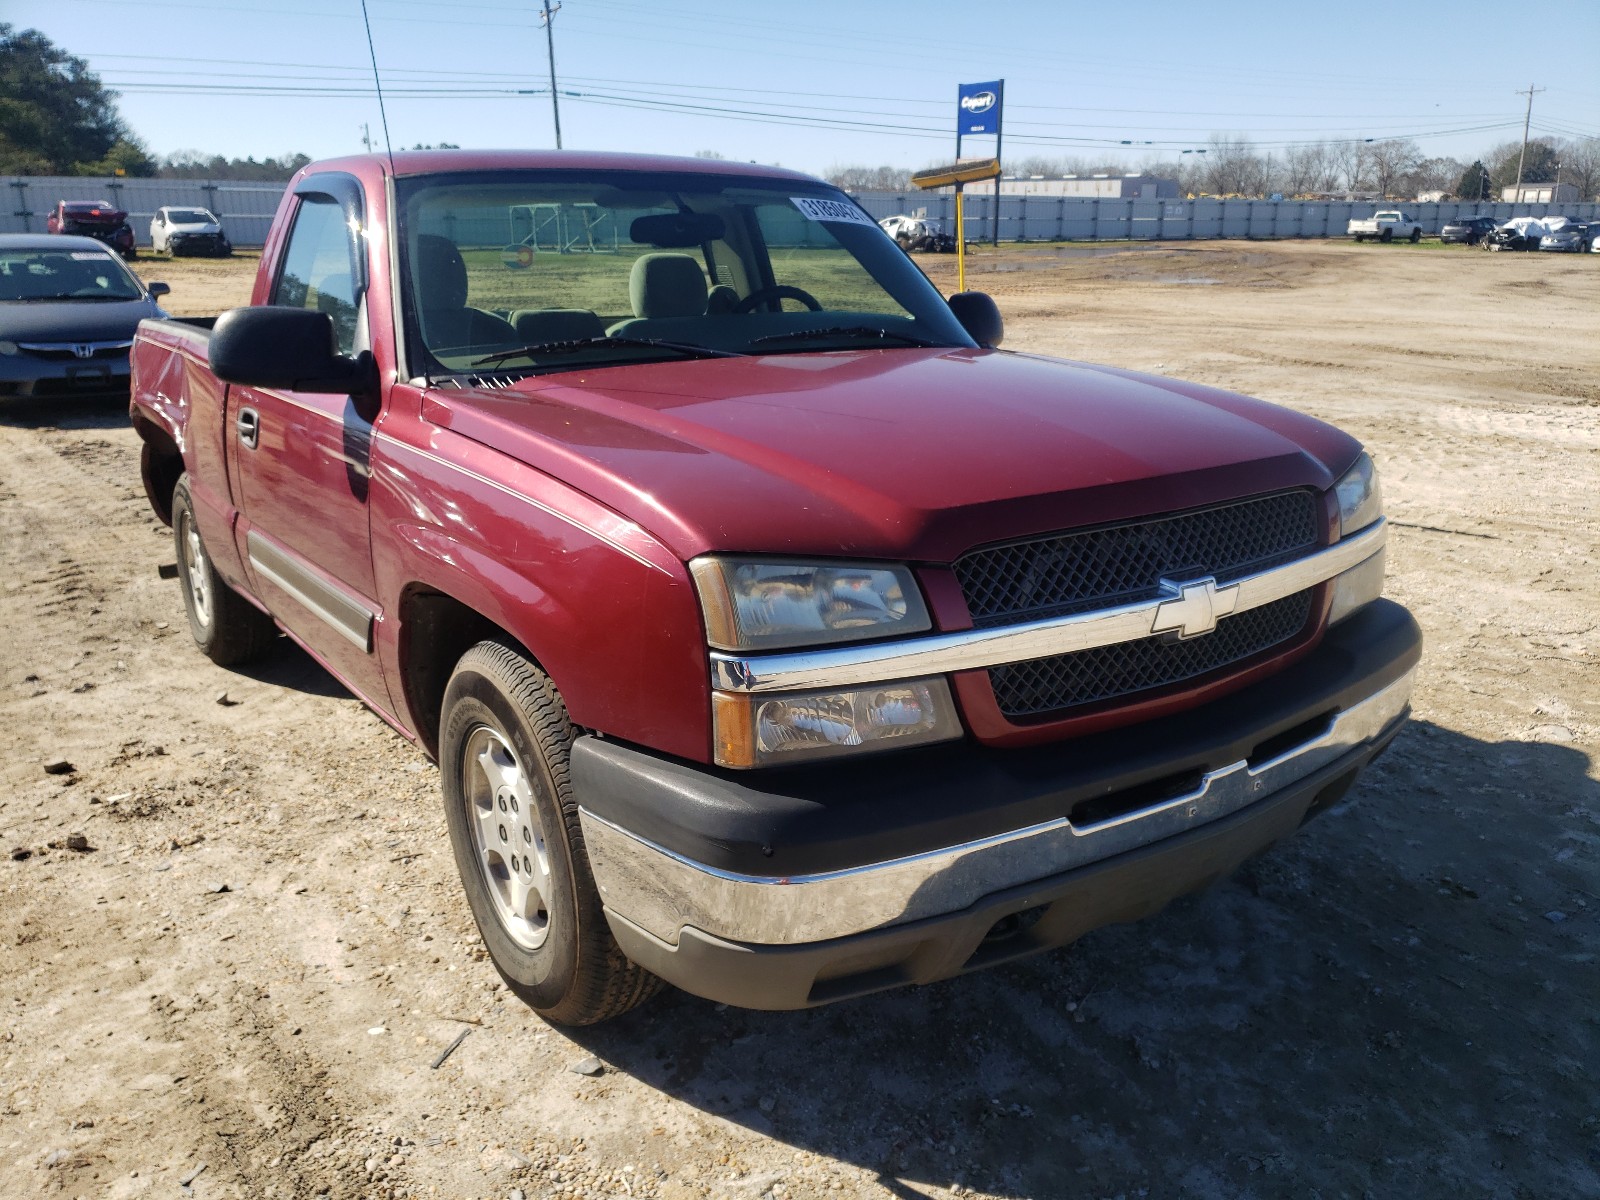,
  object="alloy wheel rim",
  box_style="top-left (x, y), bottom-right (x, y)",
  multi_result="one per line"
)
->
top-left (462, 725), bottom-right (552, 950)
top-left (180, 511), bottom-right (212, 629)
